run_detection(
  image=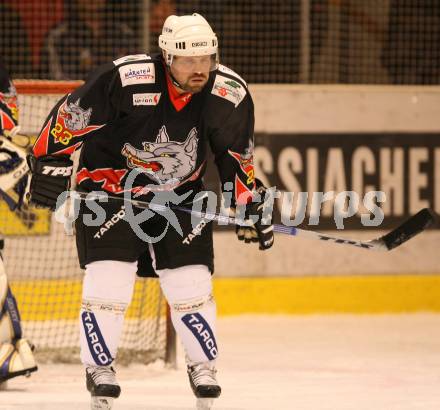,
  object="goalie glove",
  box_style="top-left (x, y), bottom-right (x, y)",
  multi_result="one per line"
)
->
top-left (2, 126), bottom-right (32, 149)
top-left (233, 179), bottom-right (274, 250)
top-left (0, 135), bottom-right (30, 210)
top-left (26, 154), bottom-right (73, 211)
